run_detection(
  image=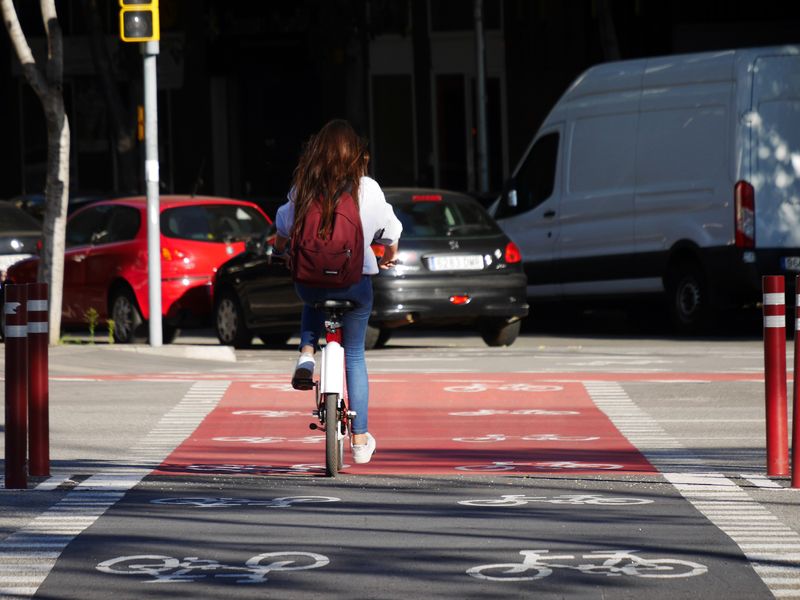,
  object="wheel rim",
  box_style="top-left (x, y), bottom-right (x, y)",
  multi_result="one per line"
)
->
top-left (112, 295), bottom-right (135, 341)
top-left (677, 278), bottom-right (701, 320)
top-left (216, 298), bottom-right (238, 343)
